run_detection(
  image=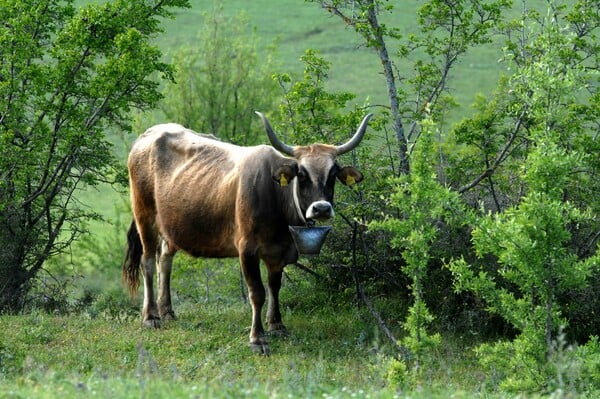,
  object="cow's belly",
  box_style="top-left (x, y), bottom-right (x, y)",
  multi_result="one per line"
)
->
top-left (186, 244), bottom-right (239, 258)
top-left (157, 210), bottom-right (239, 259)
top-left (166, 225), bottom-right (239, 258)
